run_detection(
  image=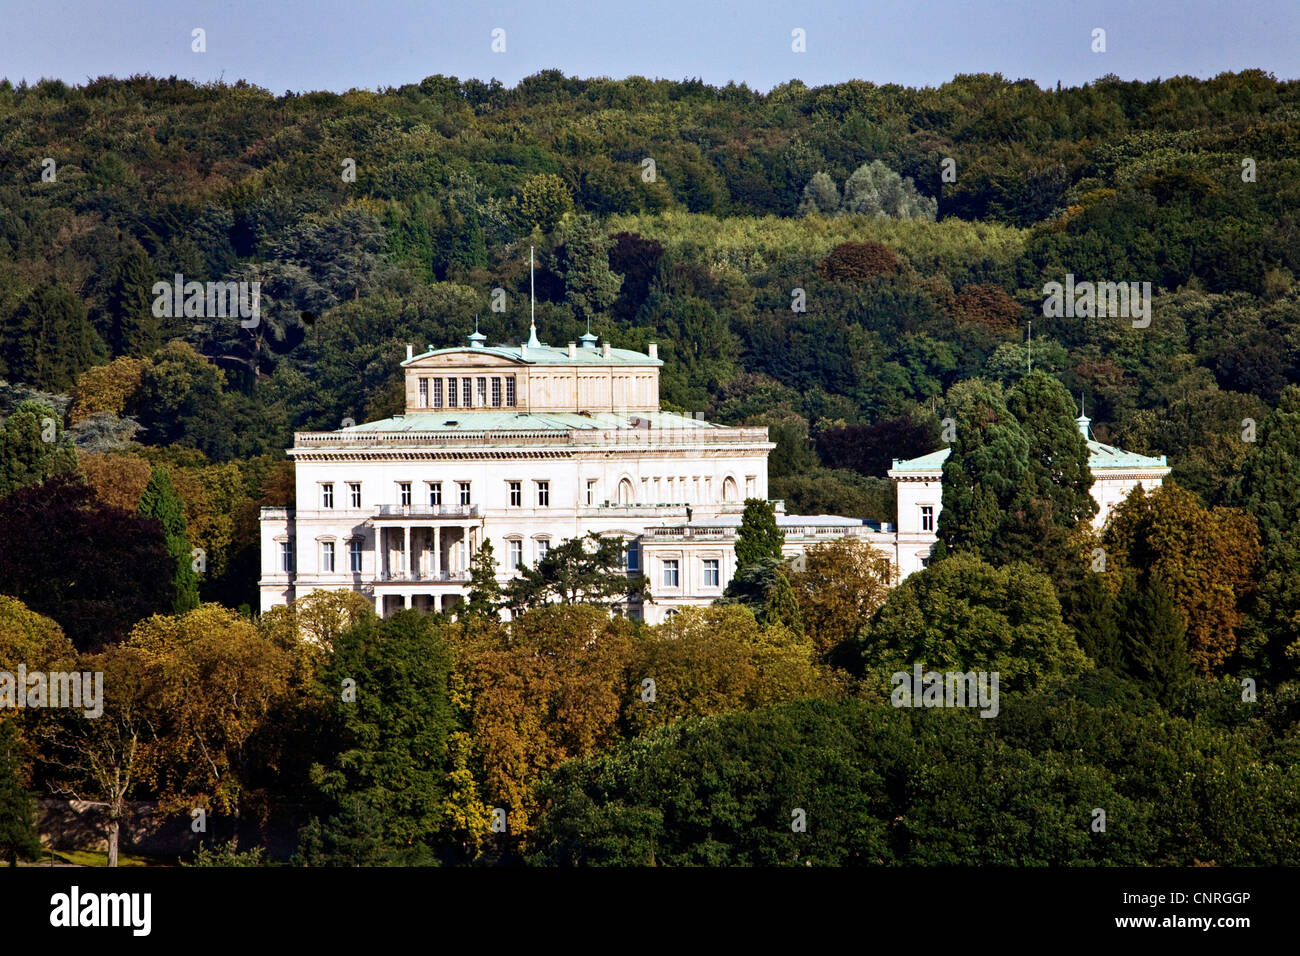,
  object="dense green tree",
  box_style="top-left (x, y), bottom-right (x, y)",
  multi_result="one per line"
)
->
top-left (555, 214), bottom-right (623, 329)
top-left (1116, 576), bottom-right (1195, 708)
top-left (1235, 385), bottom-right (1300, 675)
top-left (0, 282), bottom-right (104, 391)
top-left (517, 173), bottom-right (574, 234)
top-left (138, 466), bottom-right (200, 613)
top-left (861, 551), bottom-right (1088, 692)
top-left (761, 568), bottom-right (803, 633)
top-left (465, 540), bottom-right (501, 619)
top-left (934, 379), bottom-right (1030, 562)
top-left (0, 400), bottom-right (78, 499)
top-left (130, 341), bottom-right (231, 458)
top-left (995, 371), bottom-right (1097, 578)
top-left (105, 245), bottom-right (161, 358)
top-left (733, 498), bottom-right (784, 571)
top-left (0, 720), bottom-right (42, 866)
top-left (532, 693), bottom-right (1300, 866)
top-left (305, 609), bottom-right (479, 864)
